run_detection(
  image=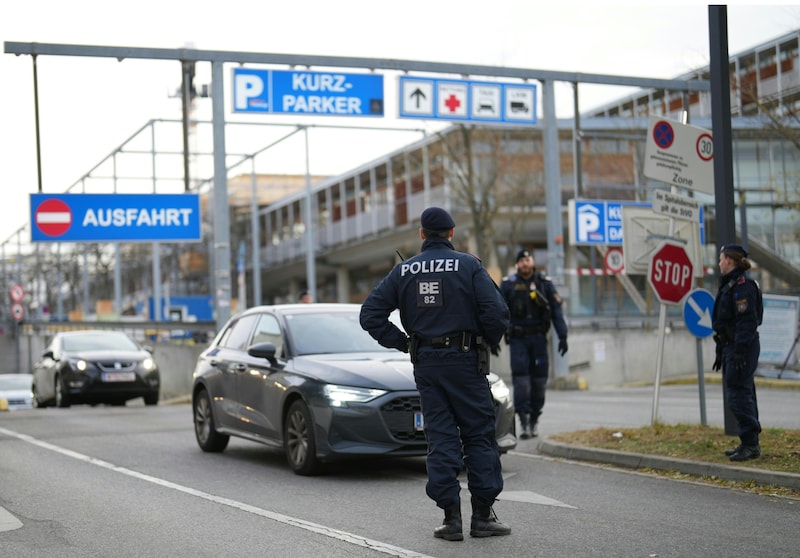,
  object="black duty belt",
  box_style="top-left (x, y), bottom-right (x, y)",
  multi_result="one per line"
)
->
top-left (417, 332), bottom-right (474, 350)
